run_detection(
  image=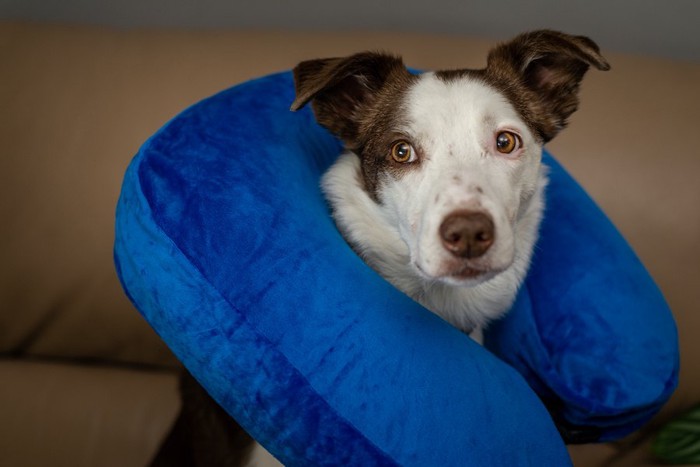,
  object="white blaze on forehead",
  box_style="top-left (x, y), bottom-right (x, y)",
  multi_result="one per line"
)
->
top-left (405, 73), bottom-right (525, 149)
